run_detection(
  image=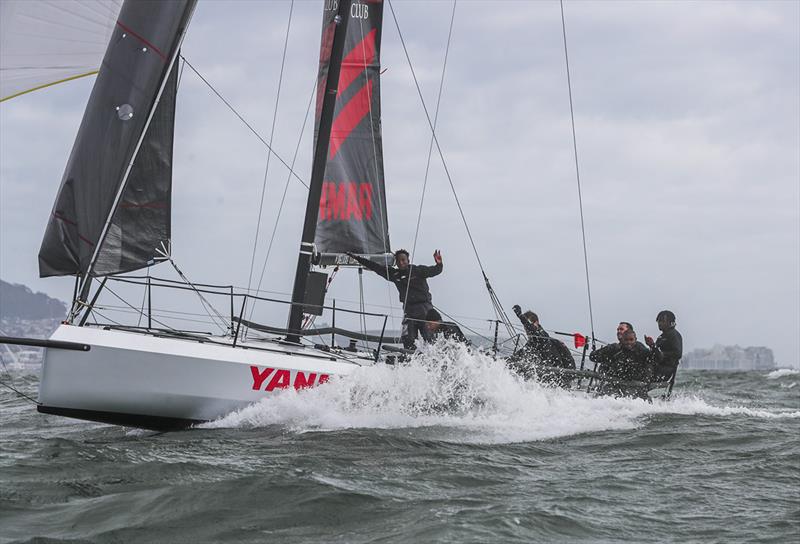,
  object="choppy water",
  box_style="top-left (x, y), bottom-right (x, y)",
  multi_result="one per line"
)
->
top-left (1, 344), bottom-right (798, 543)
